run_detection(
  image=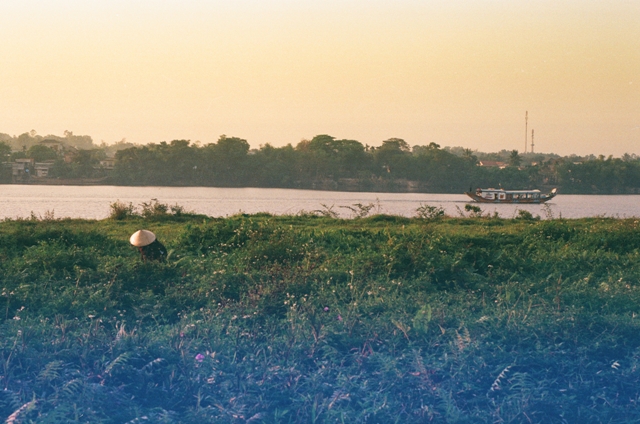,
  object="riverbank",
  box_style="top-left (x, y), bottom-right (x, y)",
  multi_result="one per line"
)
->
top-left (8, 177), bottom-right (435, 192)
top-left (10, 177), bottom-right (110, 185)
top-left (1, 214), bottom-right (640, 422)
